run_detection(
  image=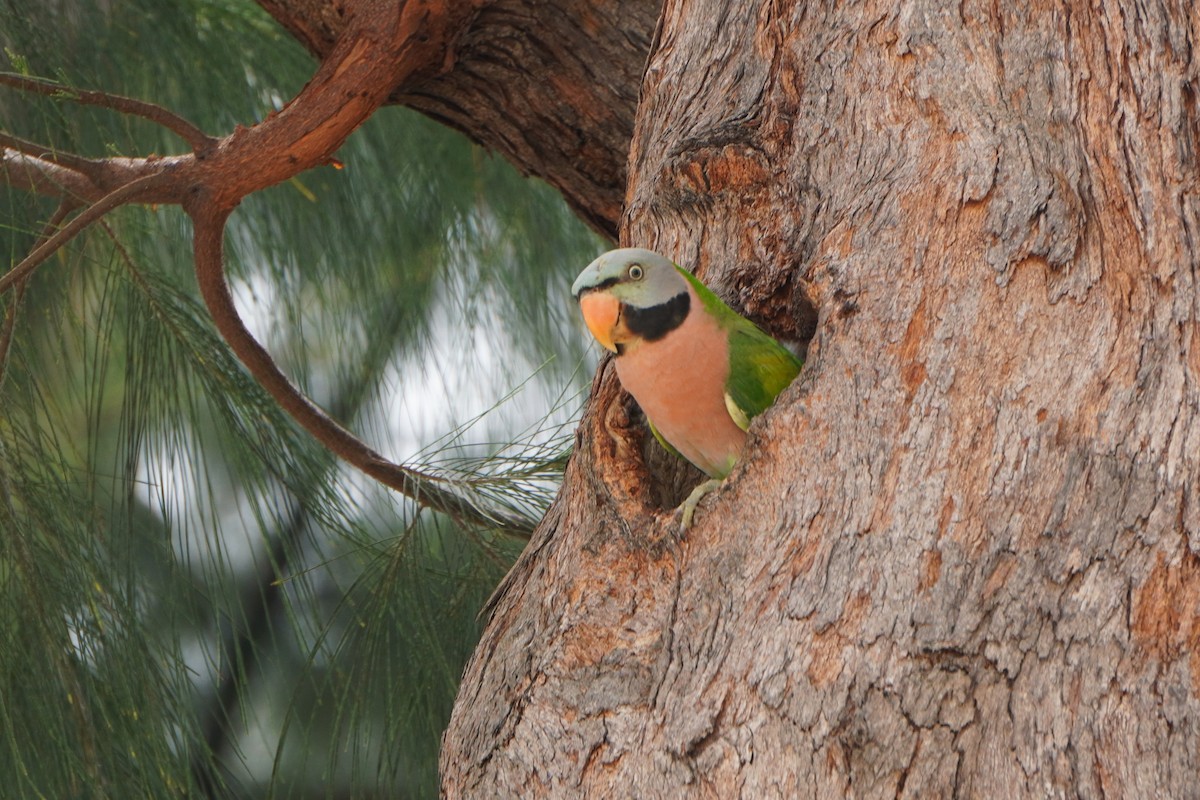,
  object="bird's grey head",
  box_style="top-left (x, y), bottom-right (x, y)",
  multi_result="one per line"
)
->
top-left (571, 248), bottom-right (685, 307)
